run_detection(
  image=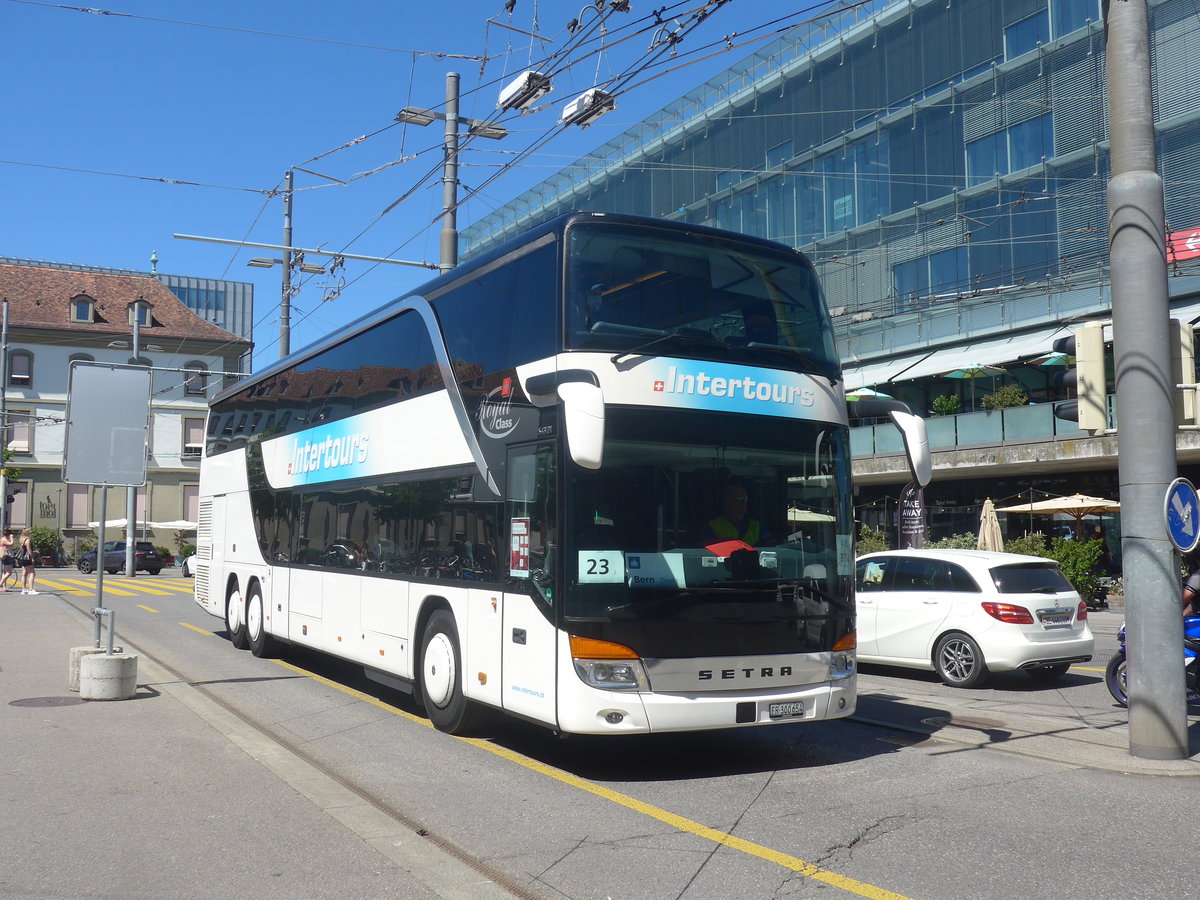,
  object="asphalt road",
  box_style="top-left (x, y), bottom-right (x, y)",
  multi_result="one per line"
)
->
top-left (7, 571), bottom-right (1200, 900)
